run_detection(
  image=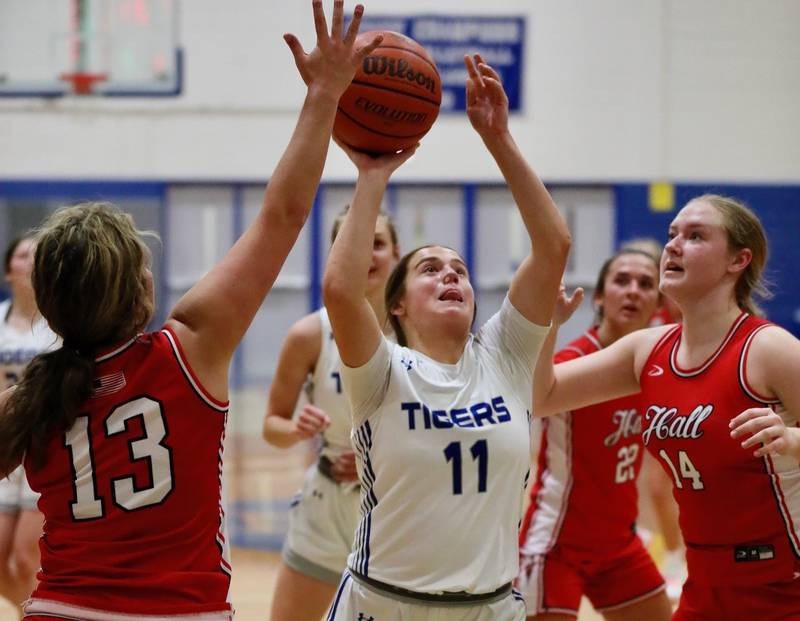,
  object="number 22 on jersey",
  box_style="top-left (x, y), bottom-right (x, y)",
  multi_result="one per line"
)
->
top-left (615, 443), bottom-right (639, 484)
top-left (64, 396), bottom-right (174, 520)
